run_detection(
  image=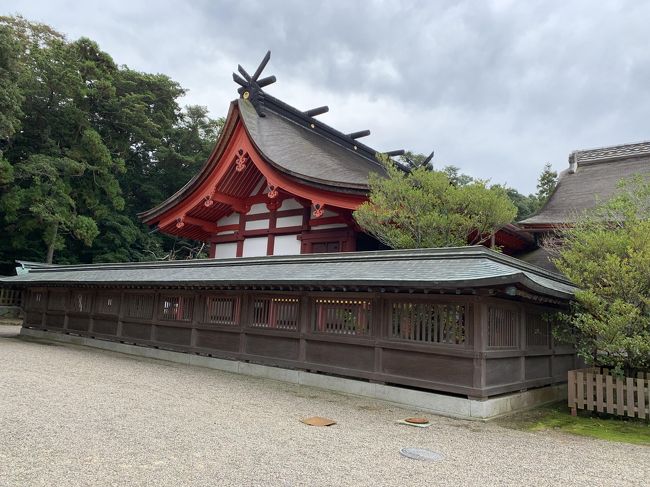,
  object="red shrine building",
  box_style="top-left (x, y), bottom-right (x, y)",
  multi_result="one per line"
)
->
top-left (139, 52), bottom-right (533, 258)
